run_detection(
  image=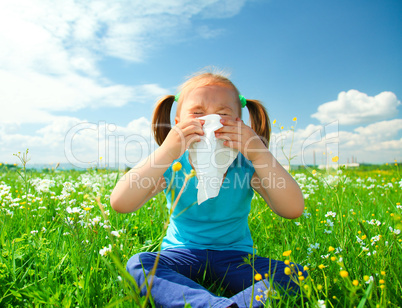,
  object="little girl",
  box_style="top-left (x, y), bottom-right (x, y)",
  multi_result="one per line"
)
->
top-left (111, 70), bottom-right (306, 308)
